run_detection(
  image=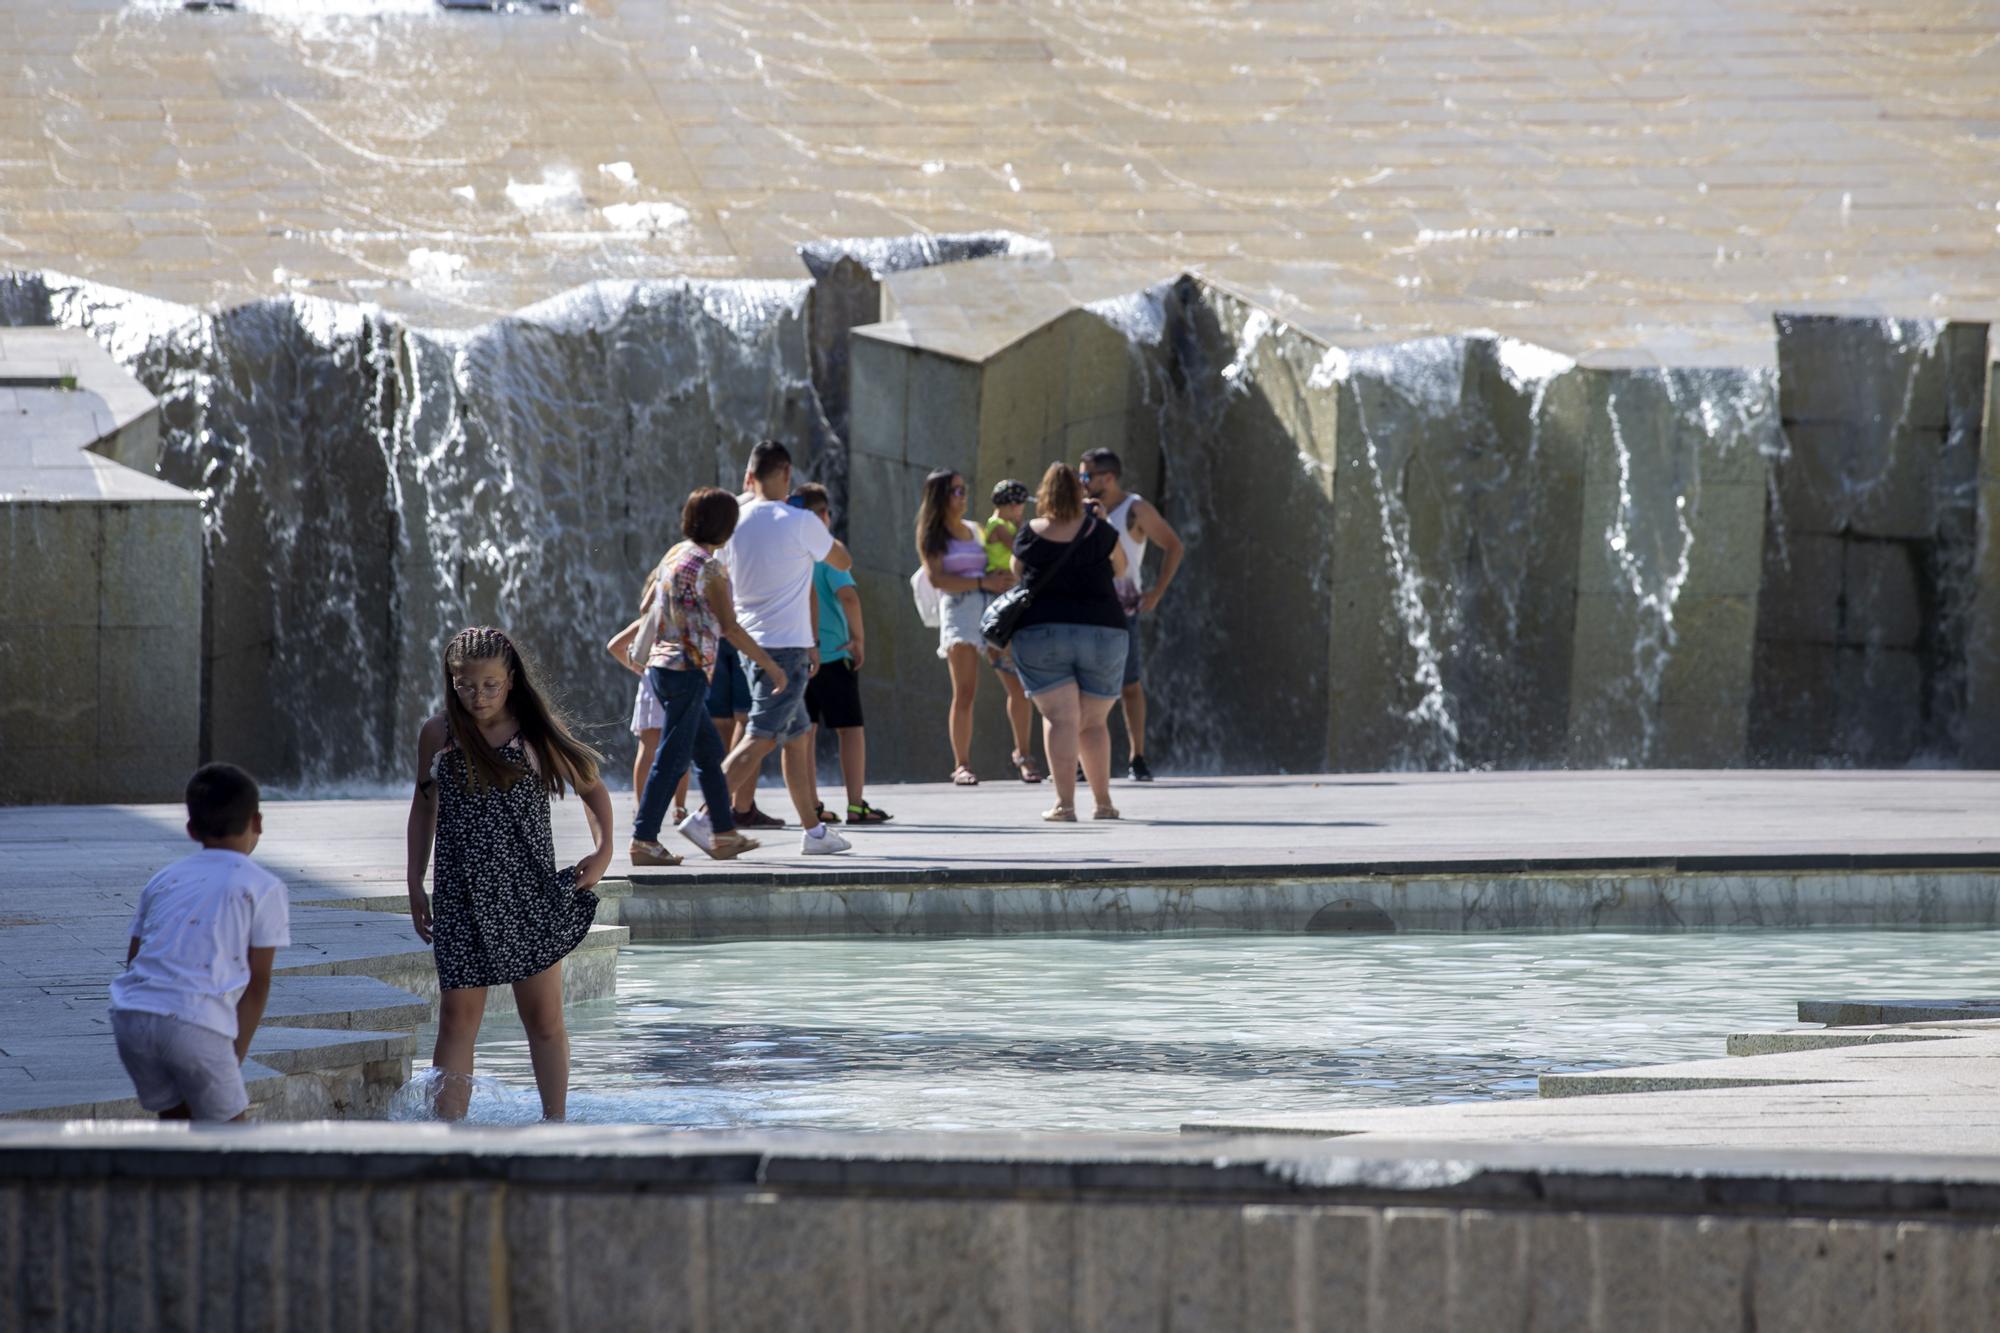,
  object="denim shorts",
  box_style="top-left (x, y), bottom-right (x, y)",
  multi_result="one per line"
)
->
top-left (706, 638), bottom-right (752, 719)
top-left (1008, 623), bottom-right (1129, 700)
top-left (745, 645), bottom-right (813, 744)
